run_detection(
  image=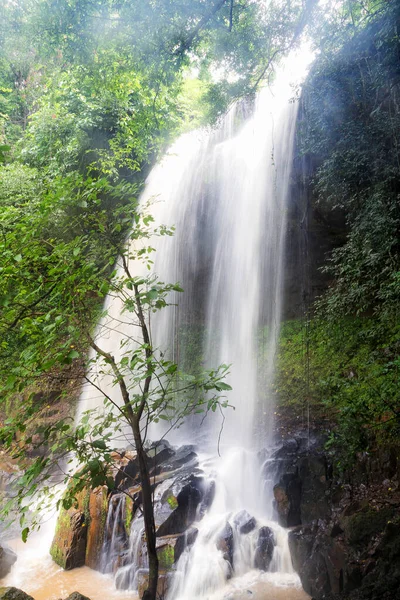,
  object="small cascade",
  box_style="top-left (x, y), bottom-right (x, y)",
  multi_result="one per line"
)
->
top-left (114, 517), bottom-right (145, 591)
top-left (101, 493), bottom-right (128, 575)
top-left (166, 450), bottom-right (298, 600)
top-left (100, 492), bottom-right (145, 591)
